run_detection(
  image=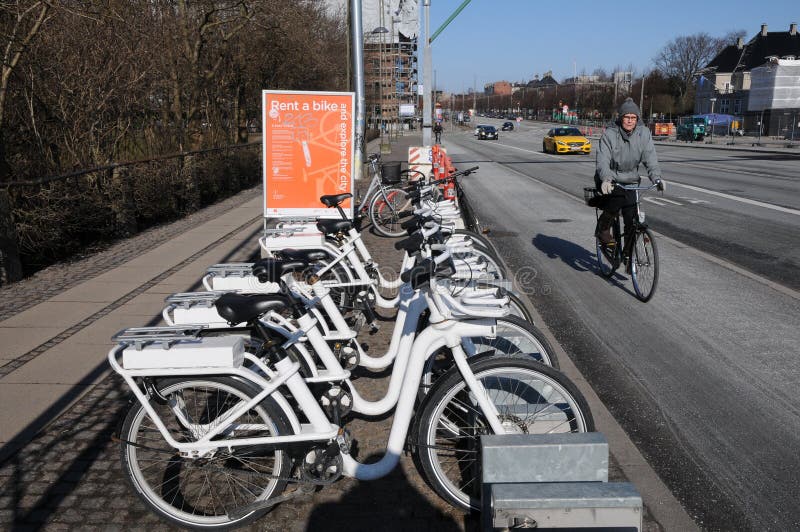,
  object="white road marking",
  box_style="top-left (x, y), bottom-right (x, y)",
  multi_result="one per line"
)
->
top-left (670, 181), bottom-right (800, 216)
top-left (472, 134), bottom-right (799, 215)
top-left (643, 197), bottom-right (683, 206)
top-left (678, 197), bottom-right (710, 205)
top-left (665, 158), bottom-right (786, 179)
